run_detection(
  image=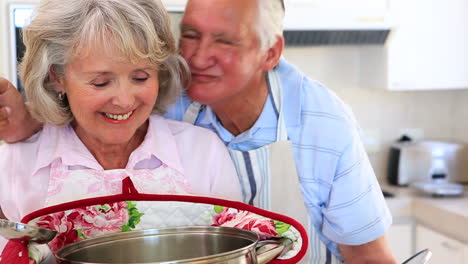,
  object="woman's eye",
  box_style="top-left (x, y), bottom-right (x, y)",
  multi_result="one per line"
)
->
top-left (134, 77), bottom-right (148, 82)
top-left (93, 82), bottom-right (109, 87)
